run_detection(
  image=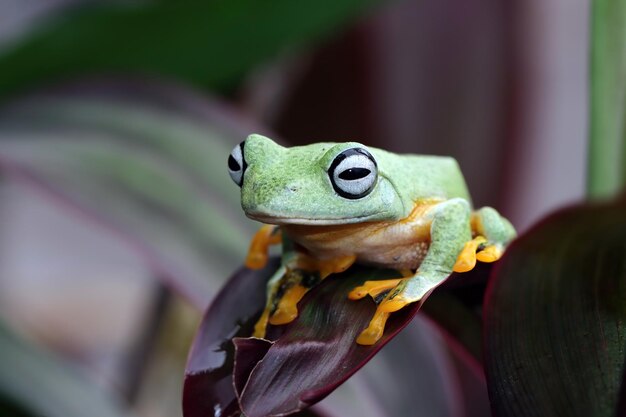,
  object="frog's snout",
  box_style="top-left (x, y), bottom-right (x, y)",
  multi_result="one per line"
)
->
top-left (241, 178), bottom-right (279, 213)
top-left (241, 176), bottom-right (307, 222)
